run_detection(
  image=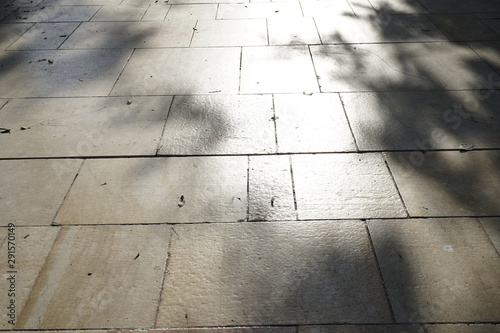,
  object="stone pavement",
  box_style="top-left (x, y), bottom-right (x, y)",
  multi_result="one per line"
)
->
top-left (0, 0), bottom-right (499, 331)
